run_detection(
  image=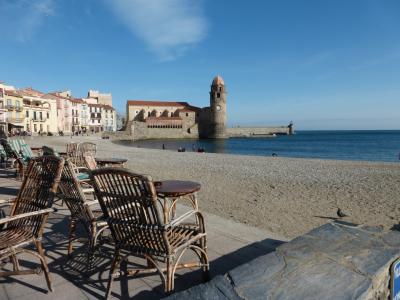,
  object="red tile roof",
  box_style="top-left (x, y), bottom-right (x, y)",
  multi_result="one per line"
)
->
top-left (127, 100), bottom-right (189, 107)
top-left (102, 104), bottom-right (114, 110)
top-left (19, 87), bottom-right (45, 97)
top-left (69, 98), bottom-right (84, 103)
top-left (5, 90), bottom-right (23, 97)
